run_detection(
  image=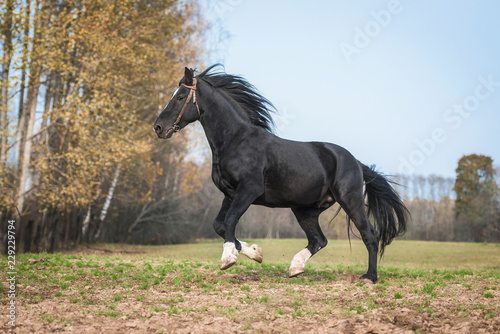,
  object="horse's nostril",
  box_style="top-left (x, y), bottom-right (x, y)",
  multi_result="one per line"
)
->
top-left (154, 124), bottom-right (162, 134)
